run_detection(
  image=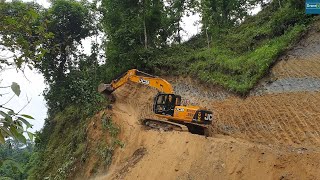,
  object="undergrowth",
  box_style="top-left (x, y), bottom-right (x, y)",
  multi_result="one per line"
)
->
top-left (96, 114), bottom-right (124, 171)
top-left (26, 102), bottom-right (119, 179)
